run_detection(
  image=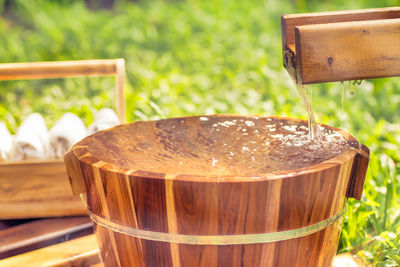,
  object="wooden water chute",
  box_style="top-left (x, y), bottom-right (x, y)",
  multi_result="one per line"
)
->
top-left (281, 7), bottom-right (400, 84)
